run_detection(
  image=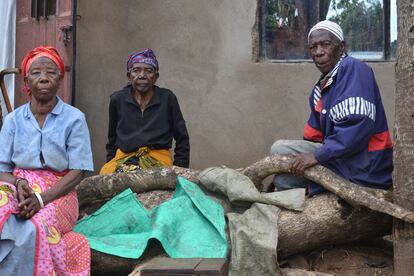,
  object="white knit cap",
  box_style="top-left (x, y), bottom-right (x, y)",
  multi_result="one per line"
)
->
top-left (308, 20), bottom-right (344, 43)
